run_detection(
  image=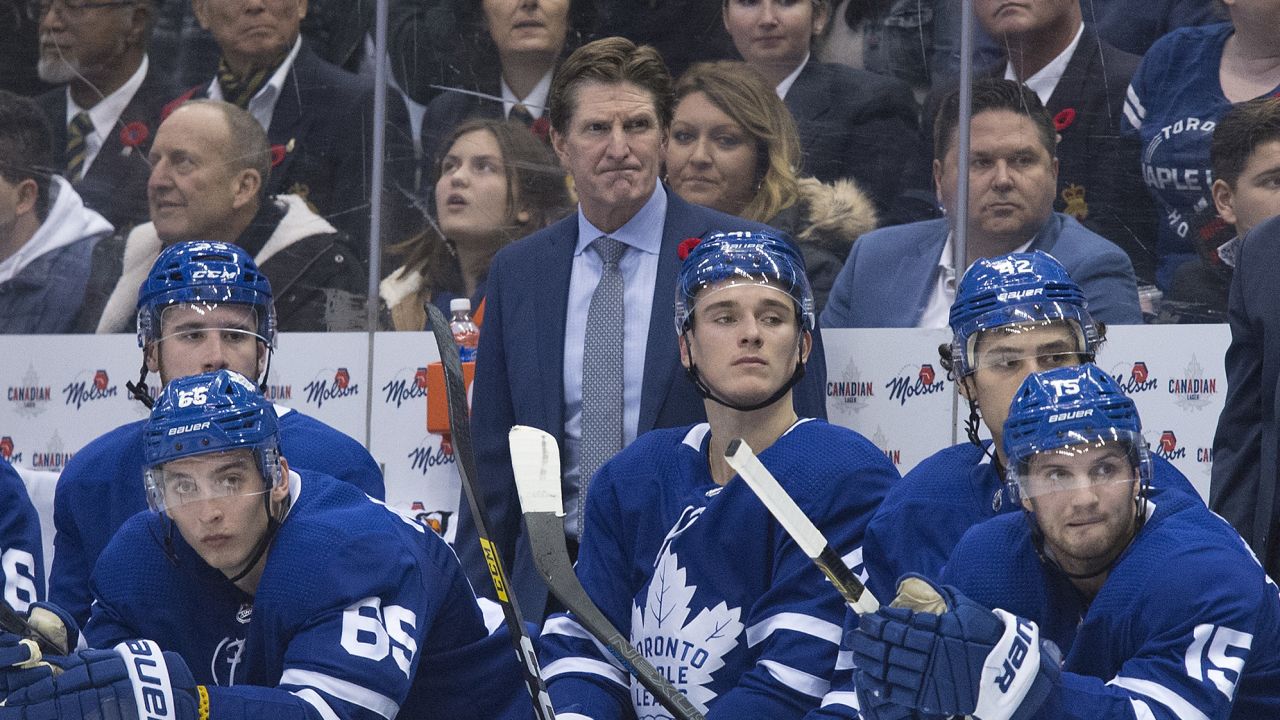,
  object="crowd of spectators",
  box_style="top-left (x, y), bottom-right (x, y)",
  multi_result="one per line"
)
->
top-left (0, 0), bottom-right (1268, 335)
